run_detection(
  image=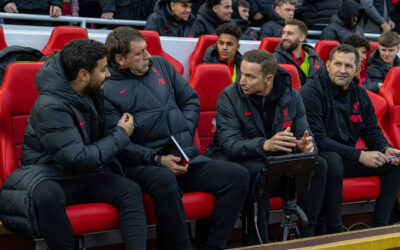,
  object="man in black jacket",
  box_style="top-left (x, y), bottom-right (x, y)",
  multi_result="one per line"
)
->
top-left (320, 0), bottom-right (365, 43)
top-left (0, 39), bottom-right (147, 250)
top-left (367, 31), bottom-right (400, 93)
top-left (274, 19), bottom-right (324, 86)
top-left (300, 44), bottom-right (400, 229)
top-left (203, 23), bottom-right (243, 82)
top-left (192, 0), bottom-right (233, 37)
top-left (145, 0), bottom-right (196, 37)
top-left (103, 26), bottom-right (249, 250)
top-left (2, 0), bottom-right (62, 25)
top-left (206, 49), bottom-right (329, 243)
top-left (259, 0), bottom-right (297, 39)
top-left (232, 0), bottom-right (259, 40)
